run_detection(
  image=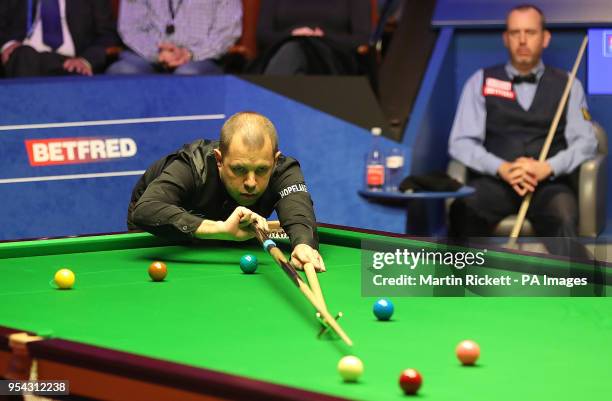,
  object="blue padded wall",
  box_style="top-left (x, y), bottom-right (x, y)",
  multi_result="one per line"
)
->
top-left (404, 28), bottom-right (457, 175)
top-left (0, 75), bottom-right (406, 240)
top-left (0, 76), bottom-right (227, 239)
